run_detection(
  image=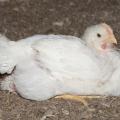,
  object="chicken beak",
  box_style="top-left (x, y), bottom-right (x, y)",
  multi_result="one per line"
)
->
top-left (101, 23), bottom-right (117, 44)
top-left (106, 35), bottom-right (117, 44)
